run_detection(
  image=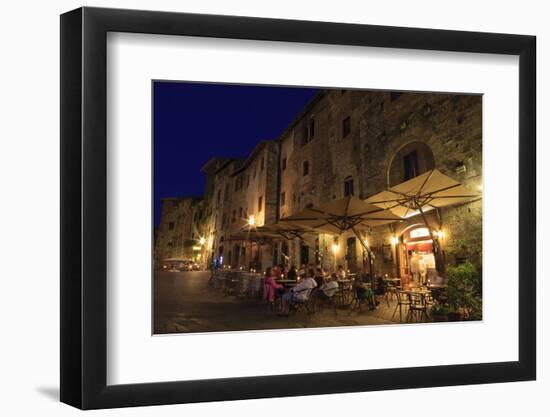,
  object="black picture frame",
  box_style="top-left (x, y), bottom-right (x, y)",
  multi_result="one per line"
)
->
top-left (60, 6), bottom-right (536, 410)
